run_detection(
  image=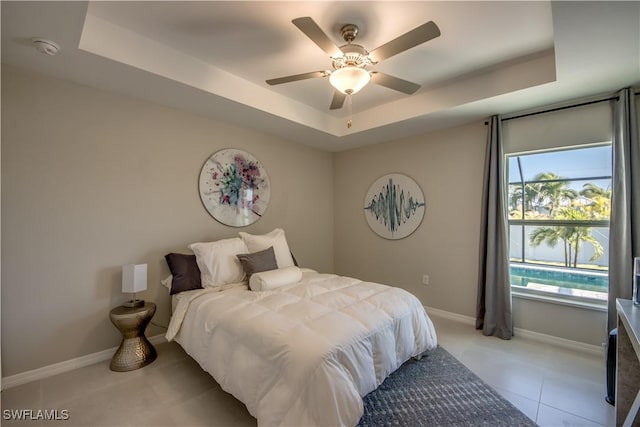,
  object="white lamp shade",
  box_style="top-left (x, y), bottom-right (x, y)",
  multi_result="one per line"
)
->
top-left (329, 67), bottom-right (370, 94)
top-left (122, 264), bottom-right (147, 294)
